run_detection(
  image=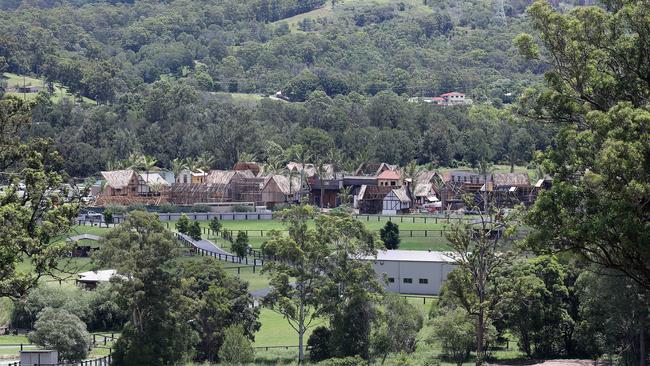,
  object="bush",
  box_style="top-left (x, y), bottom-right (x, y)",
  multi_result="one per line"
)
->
top-left (232, 204), bottom-right (254, 212)
top-left (209, 216), bottom-right (222, 235)
top-left (380, 221), bottom-right (400, 250)
top-left (317, 356), bottom-right (366, 366)
top-left (12, 286), bottom-right (91, 329)
top-left (218, 325), bottom-right (254, 364)
top-left (191, 204), bottom-right (211, 213)
top-left (105, 204), bottom-right (127, 215)
top-left (428, 308), bottom-right (475, 366)
top-left (86, 283), bottom-right (129, 331)
top-left (189, 221), bottom-right (202, 241)
top-left (126, 203), bottom-right (147, 212)
top-left (231, 231), bottom-right (249, 258)
top-left (157, 203), bottom-right (179, 213)
top-left (12, 283), bottom-right (128, 332)
top-left (308, 326), bottom-right (332, 362)
top-left (28, 308), bottom-right (90, 362)
top-left (176, 214), bottom-right (191, 235)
